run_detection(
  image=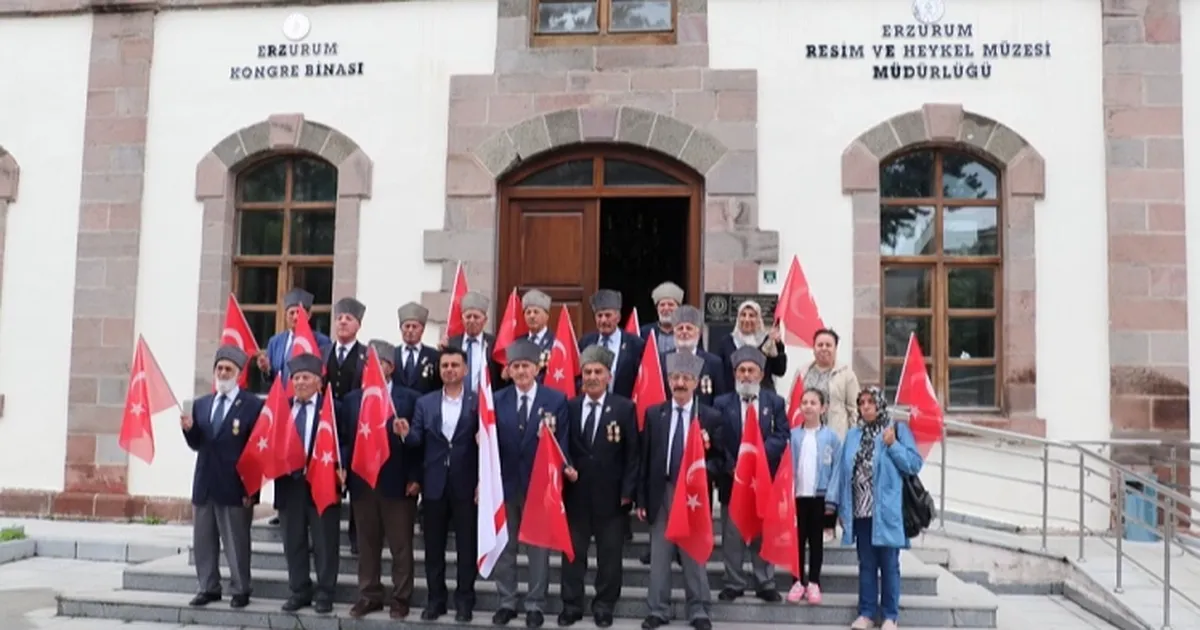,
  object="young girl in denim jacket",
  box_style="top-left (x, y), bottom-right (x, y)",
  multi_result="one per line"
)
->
top-left (786, 388), bottom-right (842, 604)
